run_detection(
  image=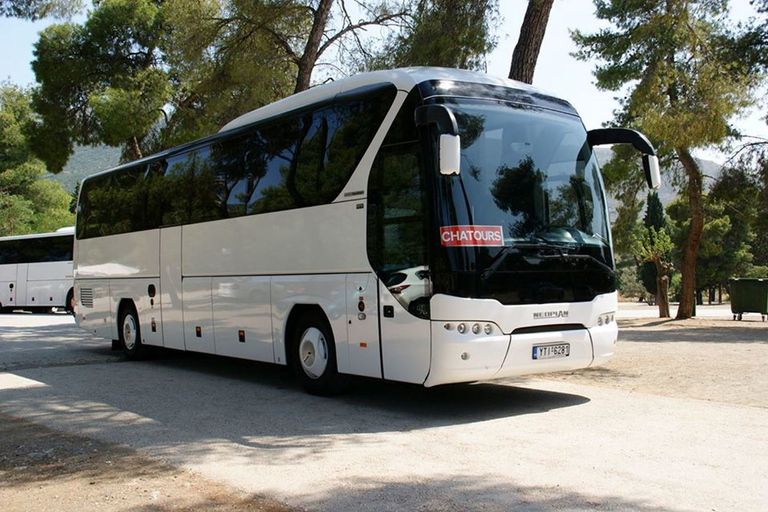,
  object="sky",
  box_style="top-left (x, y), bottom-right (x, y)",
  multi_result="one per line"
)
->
top-left (0, 0), bottom-right (765, 163)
